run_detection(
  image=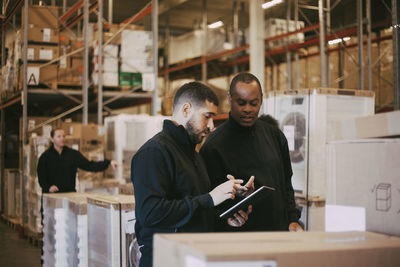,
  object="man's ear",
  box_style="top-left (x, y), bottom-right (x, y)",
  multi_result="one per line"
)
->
top-left (182, 102), bottom-right (192, 118)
